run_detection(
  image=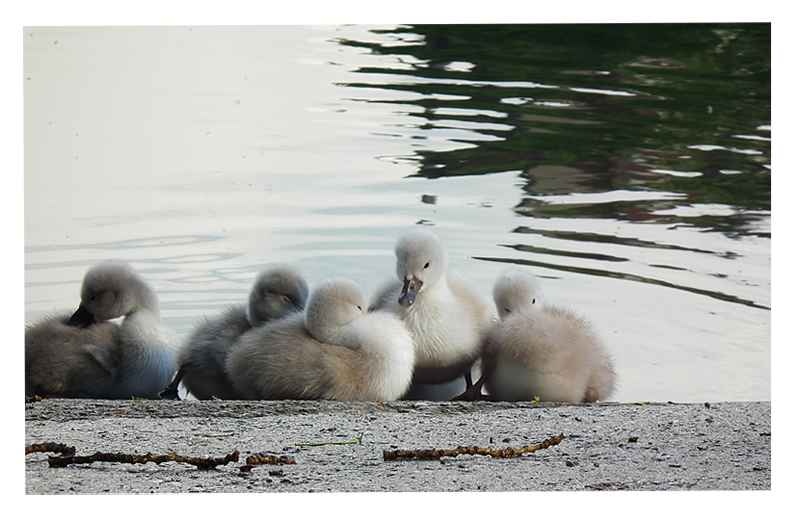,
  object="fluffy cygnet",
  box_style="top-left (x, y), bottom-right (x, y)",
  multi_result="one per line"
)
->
top-left (371, 228), bottom-right (493, 387)
top-left (159, 266), bottom-right (309, 400)
top-left (25, 260), bottom-right (175, 399)
top-left (227, 277), bottom-right (416, 401)
top-left (460, 269), bottom-right (615, 403)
